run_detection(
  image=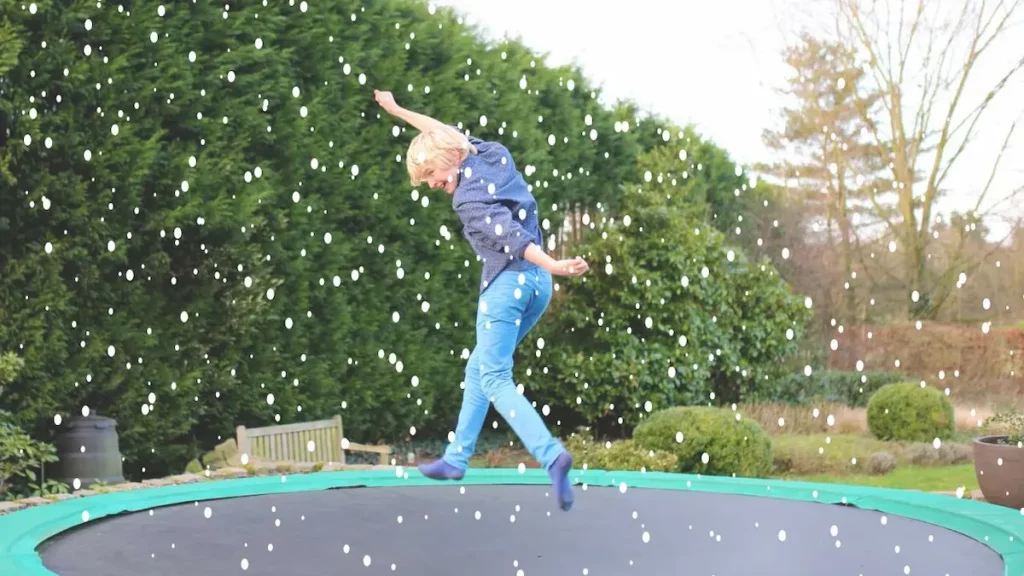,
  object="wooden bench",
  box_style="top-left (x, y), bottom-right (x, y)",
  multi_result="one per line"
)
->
top-left (236, 415), bottom-right (392, 466)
